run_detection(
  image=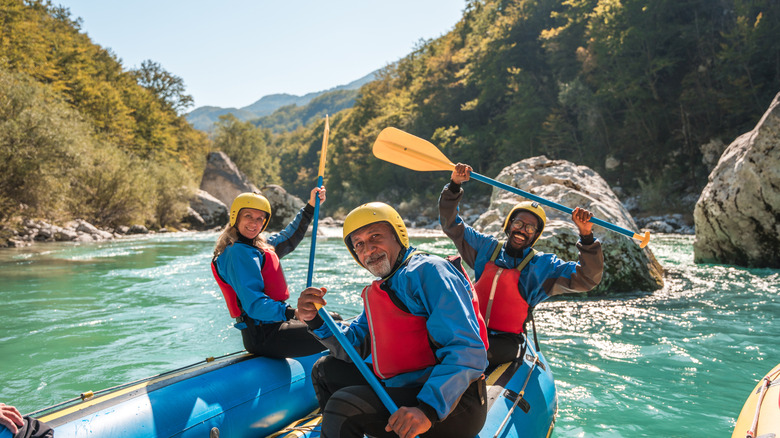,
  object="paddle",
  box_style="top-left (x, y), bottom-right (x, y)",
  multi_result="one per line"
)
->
top-left (305, 115), bottom-right (329, 288)
top-left (373, 127), bottom-right (651, 248)
top-left (303, 117), bottom-right (405, 426)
